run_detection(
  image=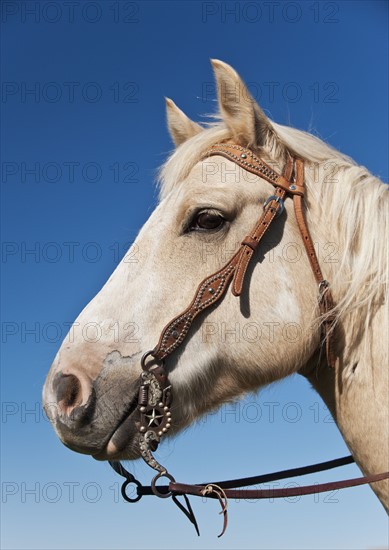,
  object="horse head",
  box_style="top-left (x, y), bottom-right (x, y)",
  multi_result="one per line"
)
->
top-left (42, 62), bottom-right (388, 515)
